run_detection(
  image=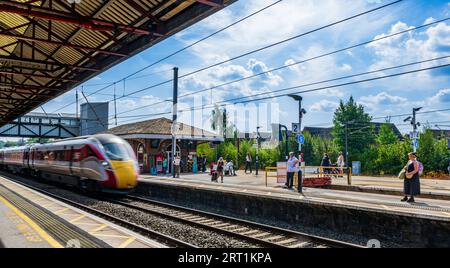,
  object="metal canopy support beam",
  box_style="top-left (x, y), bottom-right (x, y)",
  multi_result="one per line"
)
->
top-left (0, 32), bottom-right (127, 57)
top-left (0, 55), bottom-right (100, 71)
top-left (0, 70), bottom-right (79, 82)
top-left (195, 0), bottom-right (223, 7)
top-left (0, 0), bottom-right (155, 35)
